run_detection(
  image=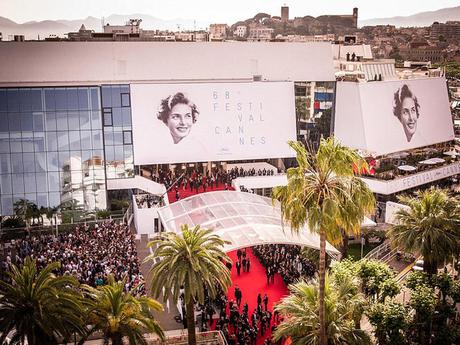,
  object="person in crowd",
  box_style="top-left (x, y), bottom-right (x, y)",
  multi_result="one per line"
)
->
top-left (236, 260), bottom-right (241, 276)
